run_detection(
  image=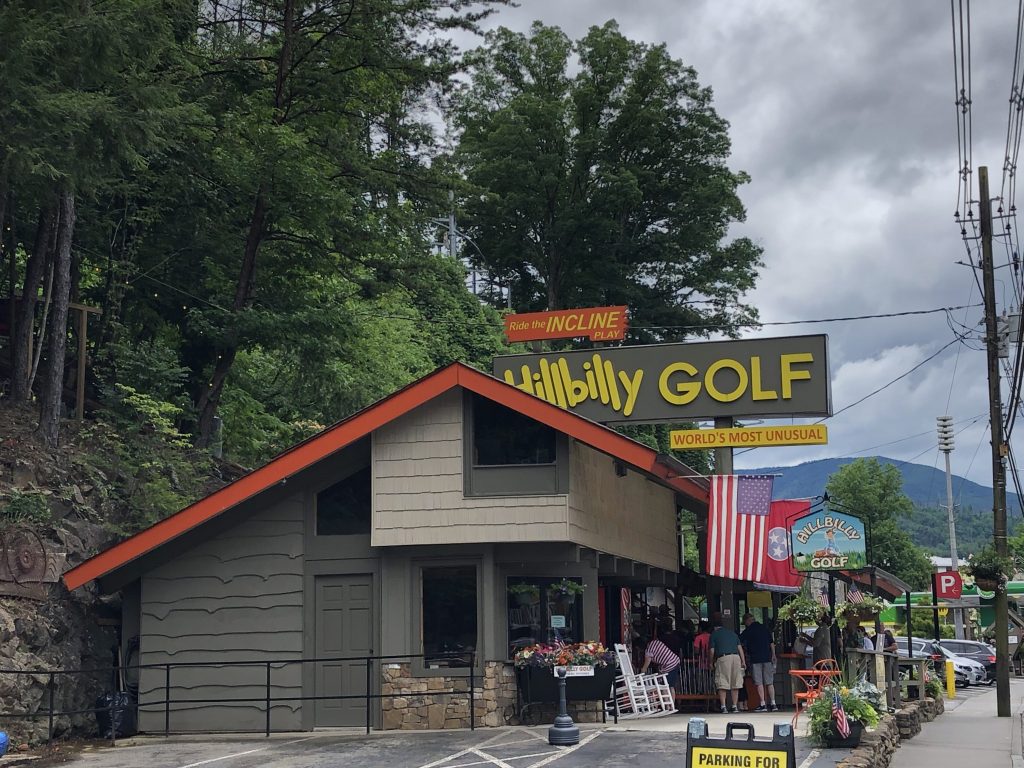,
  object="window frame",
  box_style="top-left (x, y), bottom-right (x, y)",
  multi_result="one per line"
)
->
top-left (413, 559), bottom-right (483, 677)
top-left (504, 576), bottom-right (585, 660)
top-left (314, 464), bottom-right (372, 536)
